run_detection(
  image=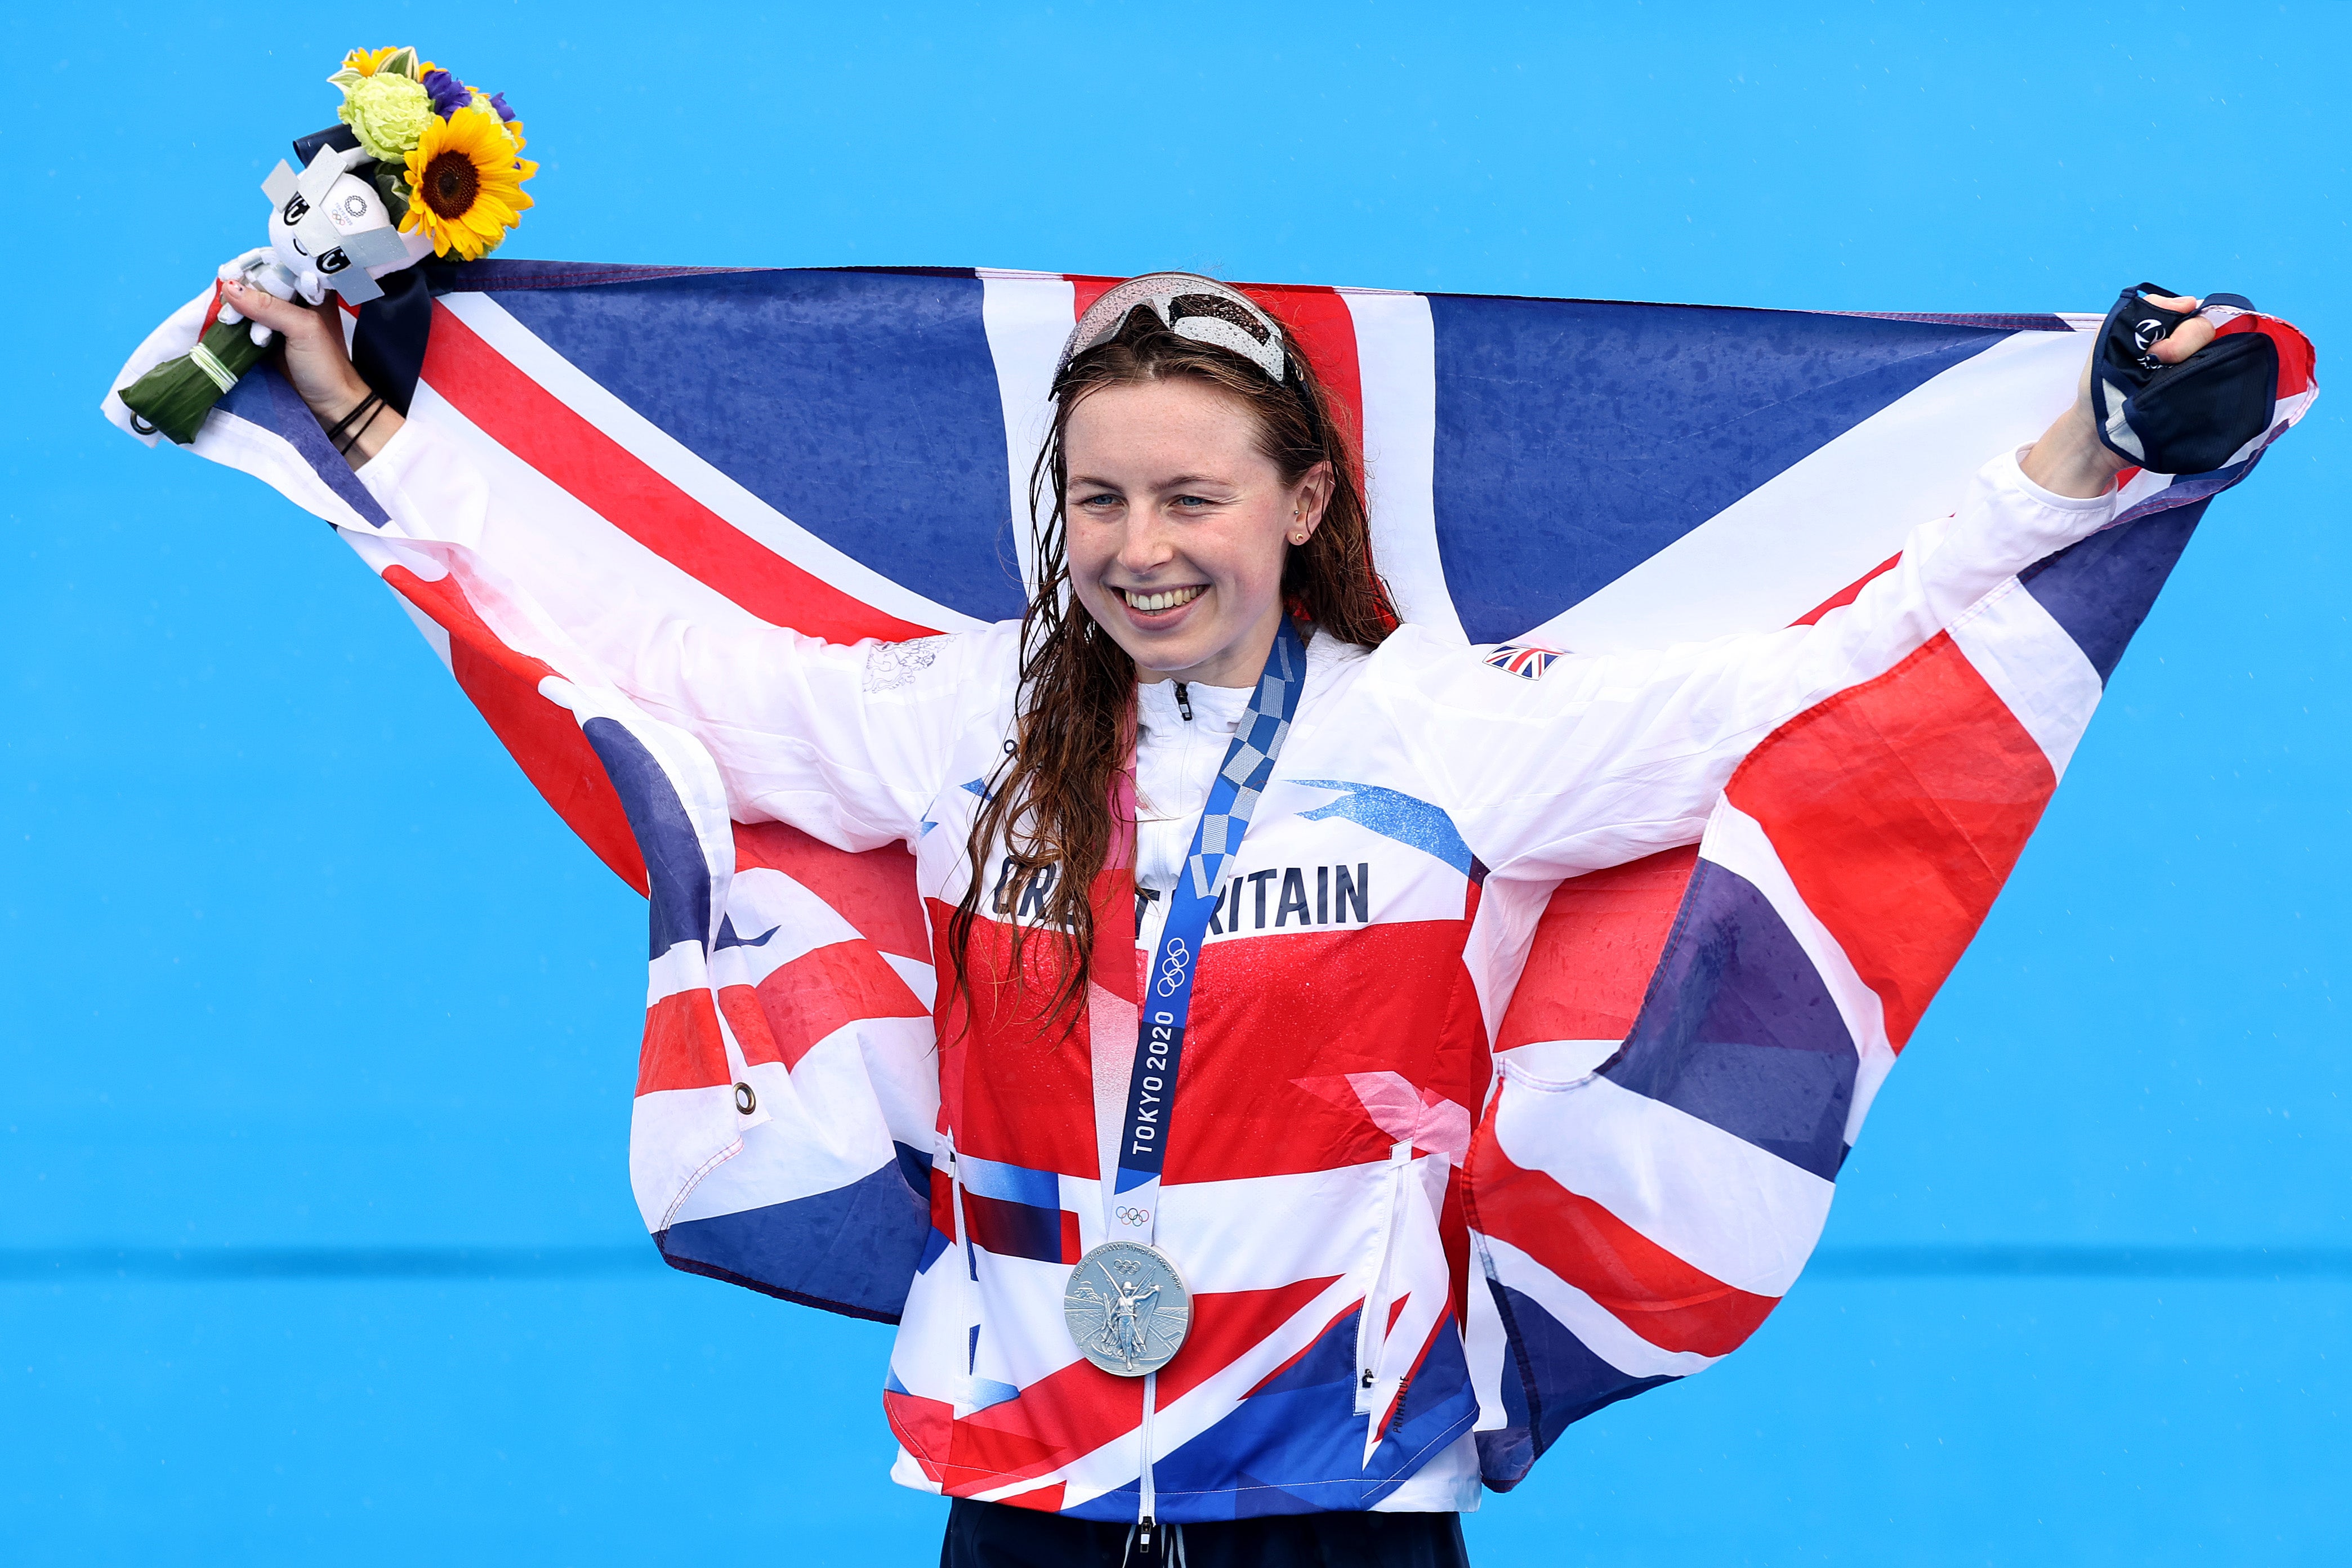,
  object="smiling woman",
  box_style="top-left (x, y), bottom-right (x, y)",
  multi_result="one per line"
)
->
top-left (1065, 378), bottom-right (1332, 680)
top-left (962, 278), bottom-right (1398, 1034)
top-left (195, 263), bottom-right (2293, 1568)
